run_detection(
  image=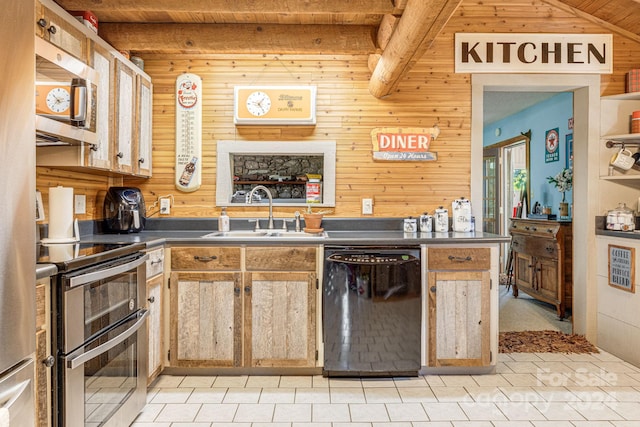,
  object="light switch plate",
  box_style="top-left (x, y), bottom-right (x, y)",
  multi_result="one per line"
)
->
top-left (74, 194), bottom-right (86, 214)
top-left (362, 198), bottom-right (373, 215)
top-left (160, 198), bottom-right (171, 215)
